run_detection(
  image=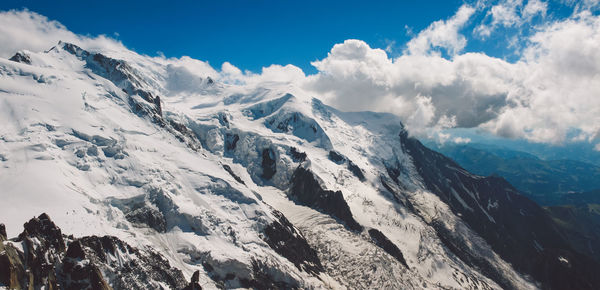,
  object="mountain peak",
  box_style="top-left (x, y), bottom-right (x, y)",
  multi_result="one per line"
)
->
top-left (0, 38), bottom-right (598, 289)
